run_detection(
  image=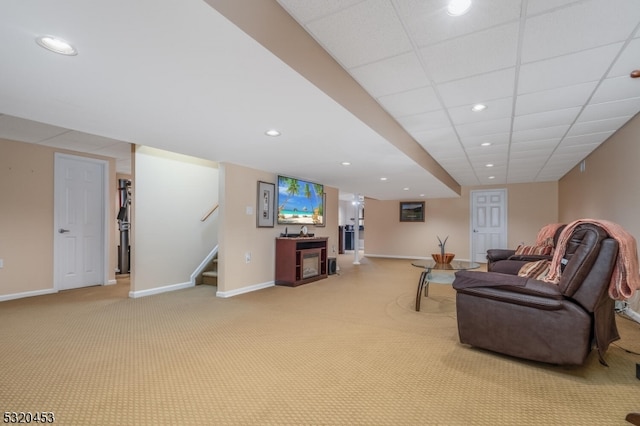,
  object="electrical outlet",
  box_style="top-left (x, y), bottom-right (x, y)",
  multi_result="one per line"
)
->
top-left (245, 252), bottom-right (251, 263)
